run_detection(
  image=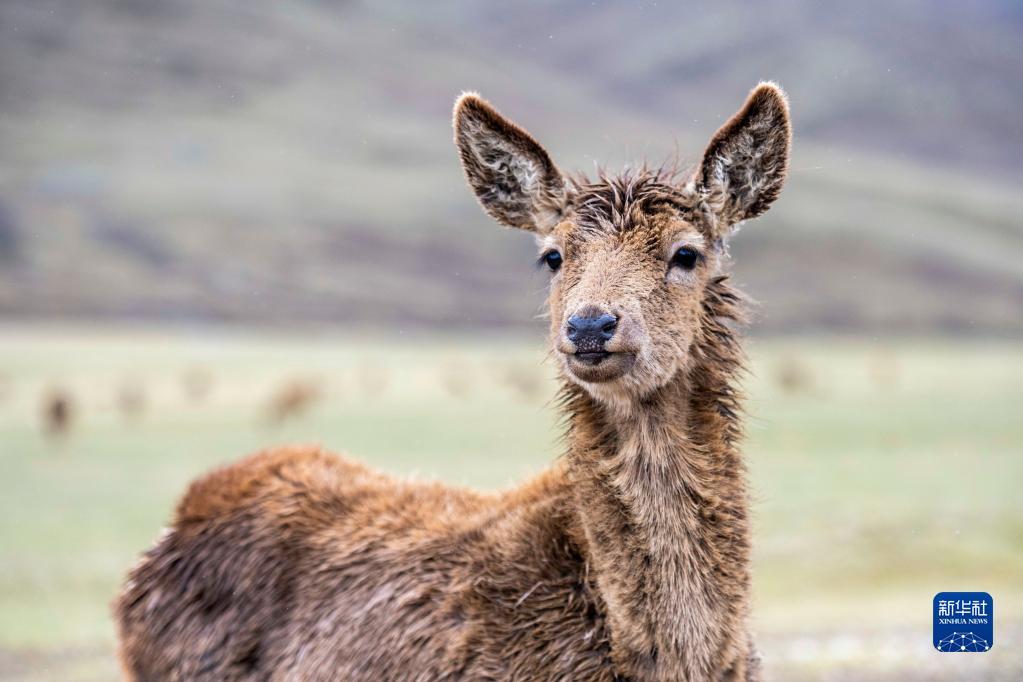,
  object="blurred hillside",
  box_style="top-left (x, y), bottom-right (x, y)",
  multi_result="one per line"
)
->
top-left (1, 0), bottom-right (1021, 333)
